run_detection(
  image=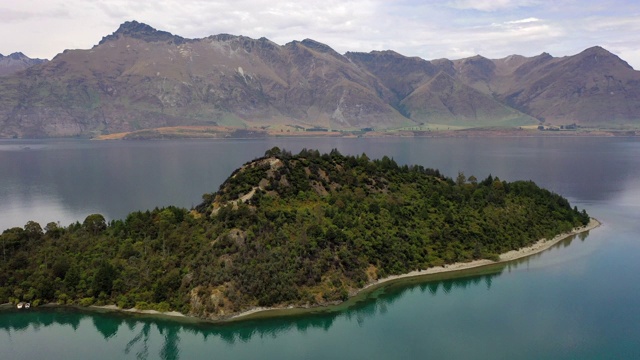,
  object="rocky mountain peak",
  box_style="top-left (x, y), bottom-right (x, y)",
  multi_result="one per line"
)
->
top-left (7, 52), bottom-right (27, 60)
top-left (208, 33), bottom-right (240, 42)
top-left (503, 54), bottom-right (526, 62)
top-left (456, 55), bottom-right (494, 68)
top-left (370, 50), bottom-right (405, 57)
top-left (580, 46), bottom-right (611, 55)
top-left (345, 50), bottom-right (413, 62)
top-left (0, 52), bottom-right (48, 76)
top-left (98, 20), bottom-right (187, 45)
top-left (300, 39), bottom-right (337, 54)
top-left (568, 45), bottom-right (633, 70)
top-left (454, 54), bottom-right (496, 83)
